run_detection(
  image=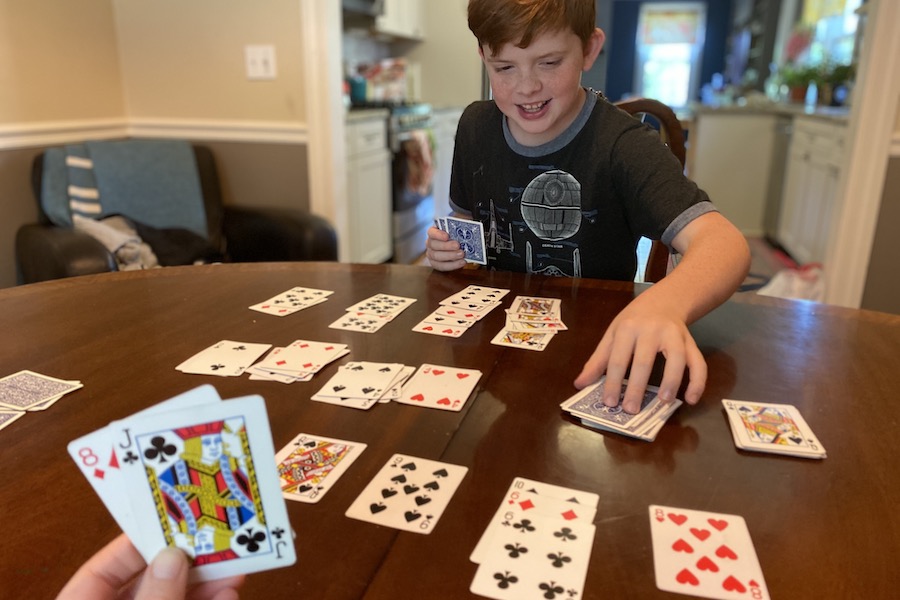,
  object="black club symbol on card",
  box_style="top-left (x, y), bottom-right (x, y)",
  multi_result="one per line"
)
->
top-left (209, 364), bottom-right (227, 371)
top-left (553, 527), bottom-right (577, 542)
top-left (504, 543), bottom-right (528, 558)
top-left (493, 571), bottom-right (518, 589)
top-left (144, 436), bottom-right (176, 464)
top-left (513, 519), bottom-right (536, 533)
top-left (538, 581), bottom-right (566, 598)
top-left (237, 528), bottom-right (266, 553)
top-left (548, 552), bottom-right (572, 568)
top-left (232, 345), bottom-right (247, 351)
top-left (272, 527), bottom-right (286, 539)
top-left (123, 451), bottom-right (139, 465)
